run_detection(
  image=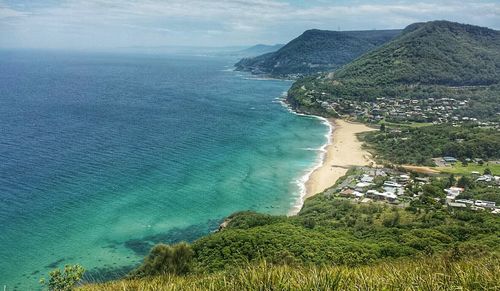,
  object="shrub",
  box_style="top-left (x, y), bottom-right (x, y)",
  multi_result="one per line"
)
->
top-left (130, 242), bottom-right (194, 277)
top-left (40, 264), bottom-right (85, 291)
